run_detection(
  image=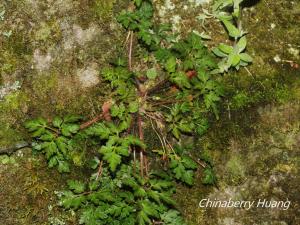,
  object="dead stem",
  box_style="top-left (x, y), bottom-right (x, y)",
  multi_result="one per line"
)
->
top-left (138, 113), bottom-right (145, 177)
top-left (80, 114), bottom-right (103, 130)
top-left (96, 161), bottom-right (103, 180)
